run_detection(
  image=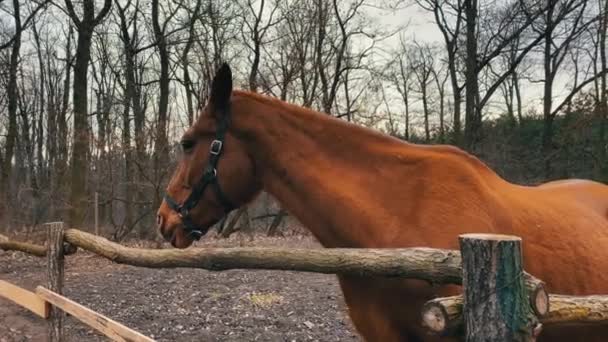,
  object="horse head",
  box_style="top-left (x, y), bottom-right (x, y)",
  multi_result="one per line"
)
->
top-left (156, 63), bottom-right (262, 248)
